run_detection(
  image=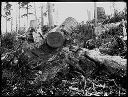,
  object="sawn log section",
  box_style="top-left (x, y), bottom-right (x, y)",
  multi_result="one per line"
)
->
top-left (46, 17), bottom-right (78, 48)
